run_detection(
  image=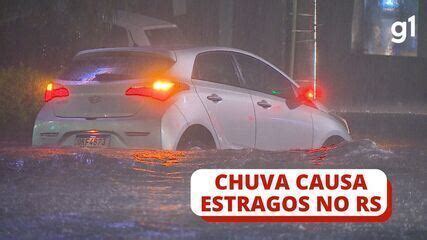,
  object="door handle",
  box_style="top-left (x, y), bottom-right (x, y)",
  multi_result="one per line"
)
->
top-left (207, 94), bottom-right (222, 103)
top-left (257, 100), bottom-right (272, 109)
